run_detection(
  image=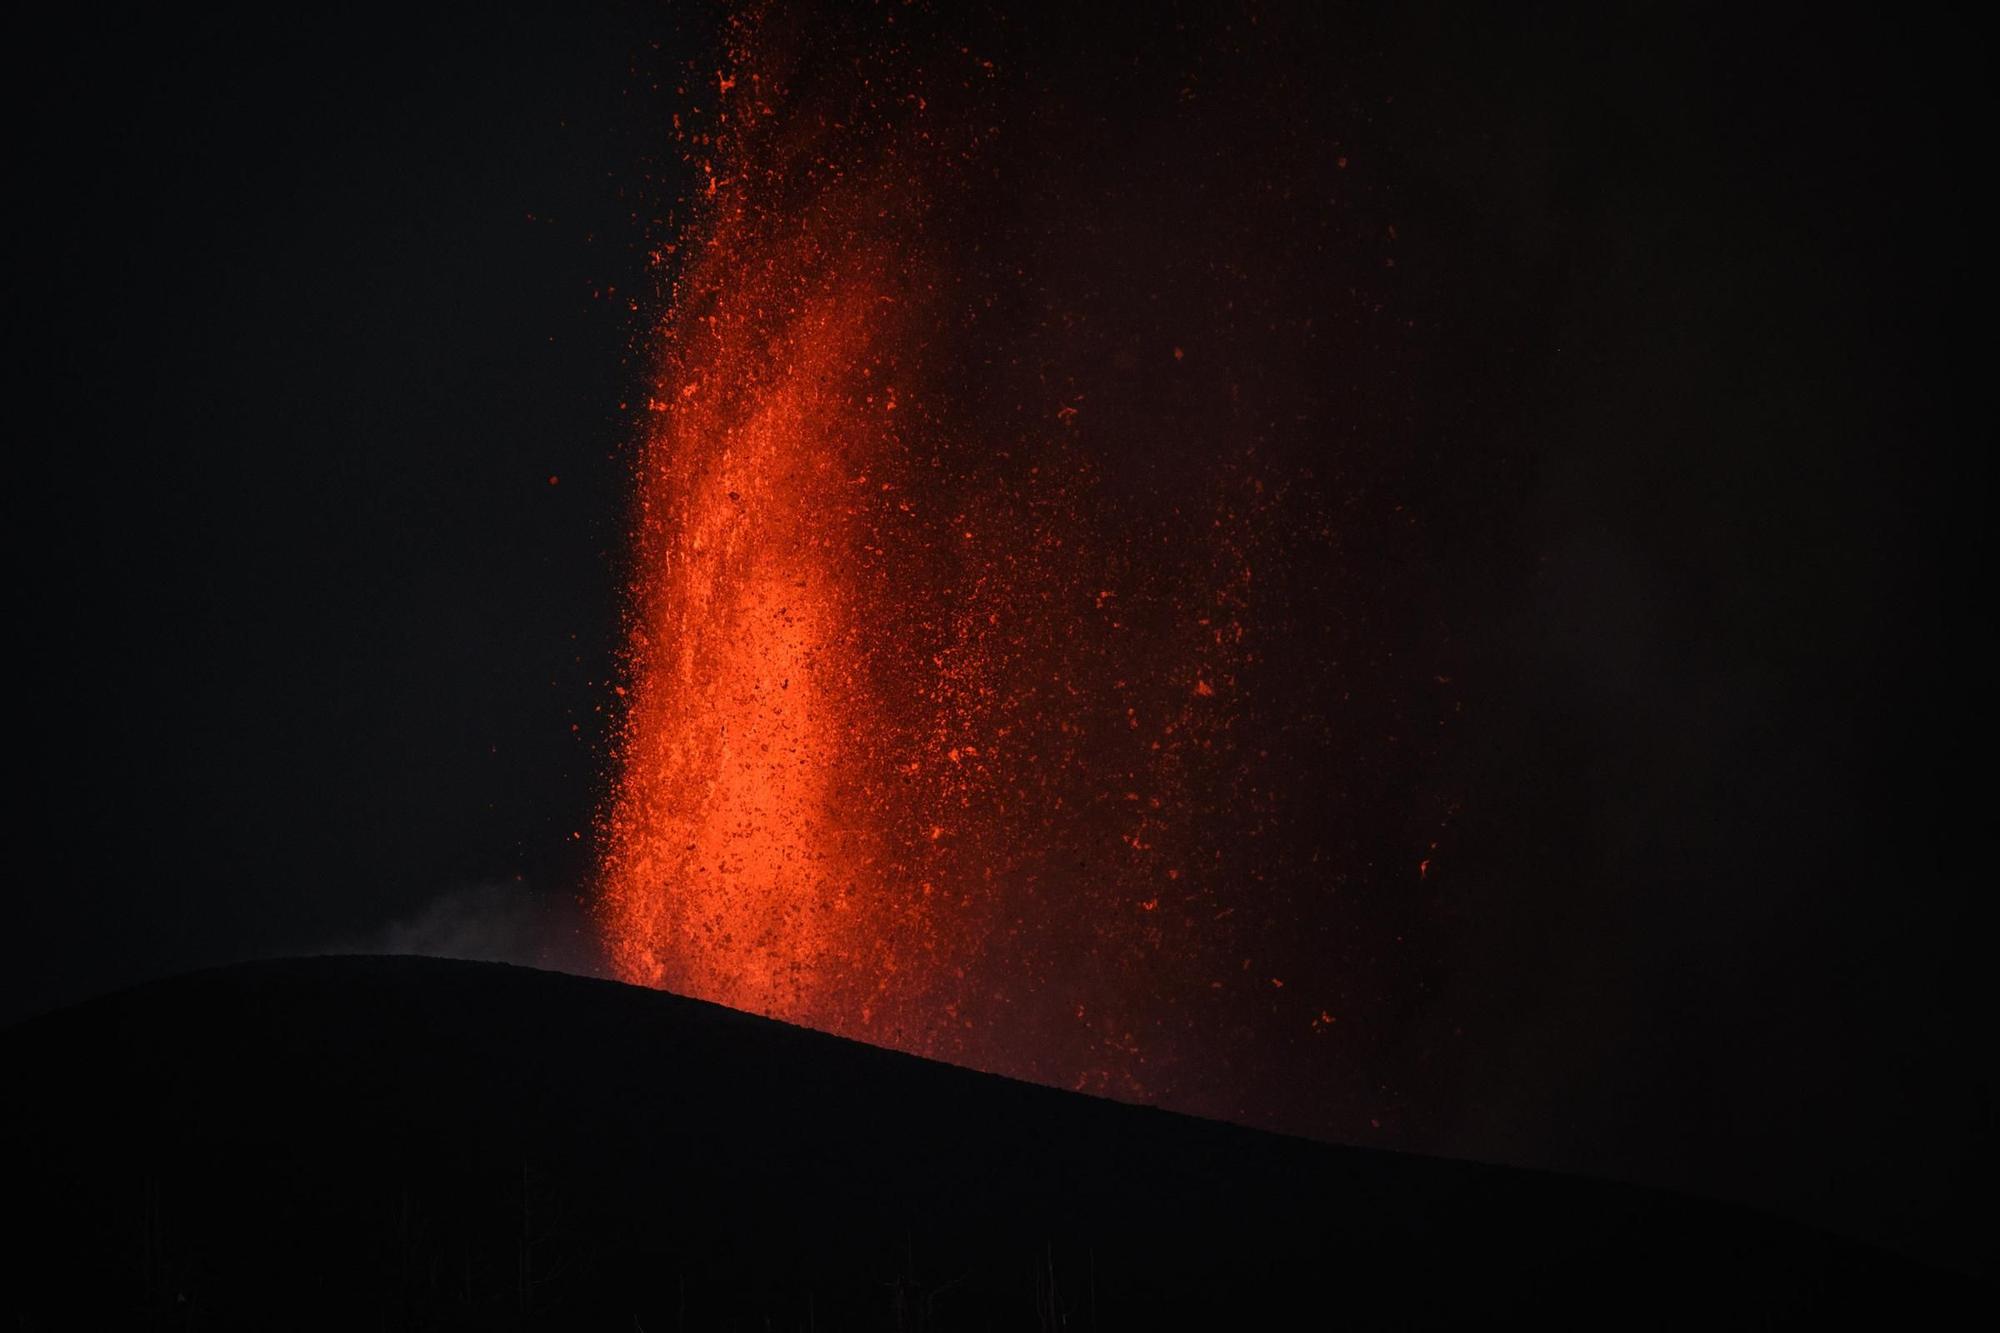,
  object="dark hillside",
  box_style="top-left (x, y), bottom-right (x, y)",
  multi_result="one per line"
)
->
top-left (2, 957), bottom-right (1969, 1328)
